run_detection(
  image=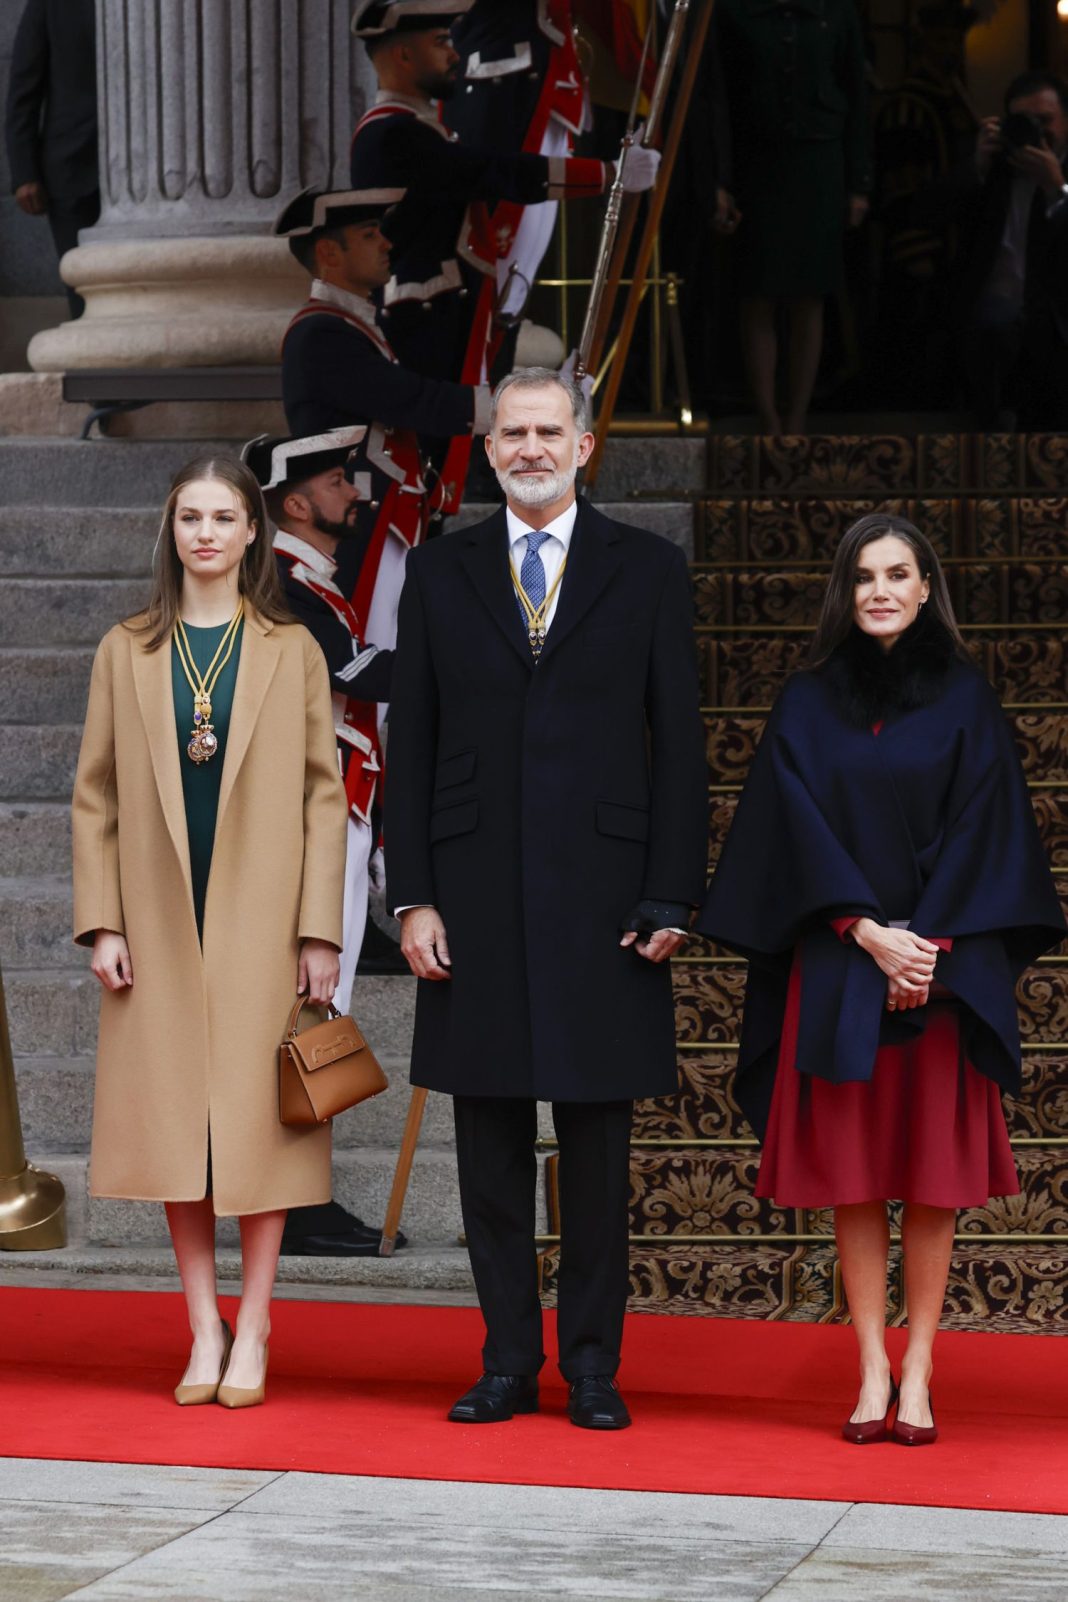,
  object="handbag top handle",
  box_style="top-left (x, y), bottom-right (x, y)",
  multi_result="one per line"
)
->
top-left (285, 997), bottom-right (341, 1039)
